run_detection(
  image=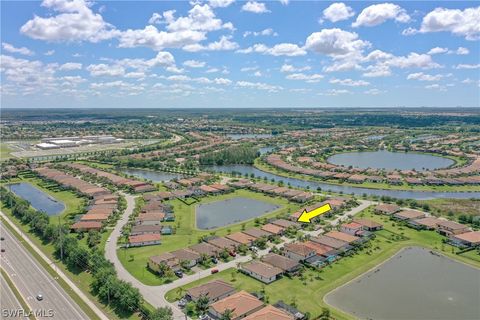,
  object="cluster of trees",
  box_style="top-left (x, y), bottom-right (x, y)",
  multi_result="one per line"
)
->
top-left (0, 187), bottom-right (173, 319)
top-left (199, 145), bottom-right (259, 165)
